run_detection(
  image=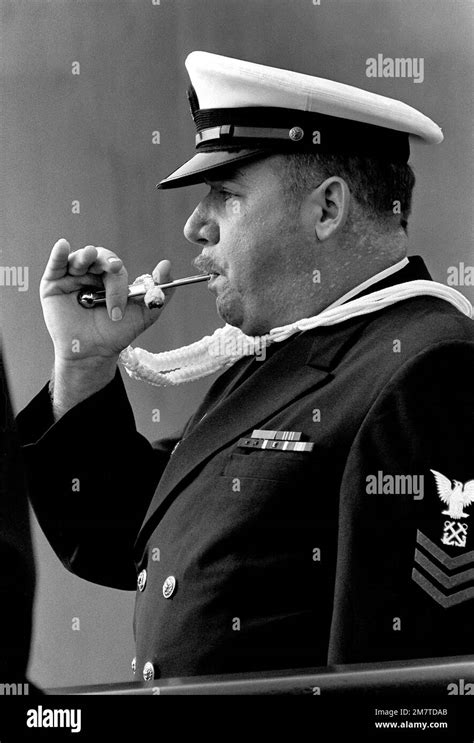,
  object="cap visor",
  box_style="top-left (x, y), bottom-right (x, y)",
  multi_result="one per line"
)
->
top-left (157, 149), bottom-right (269, 189)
